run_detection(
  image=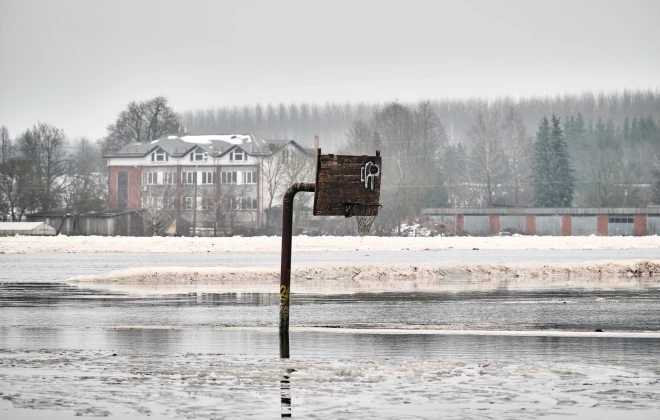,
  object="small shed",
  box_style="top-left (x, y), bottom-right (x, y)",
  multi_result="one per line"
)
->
top-left (26, 210), bottom-right (145, 236)
top-left (0, 222), bottom-right (57, 236)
